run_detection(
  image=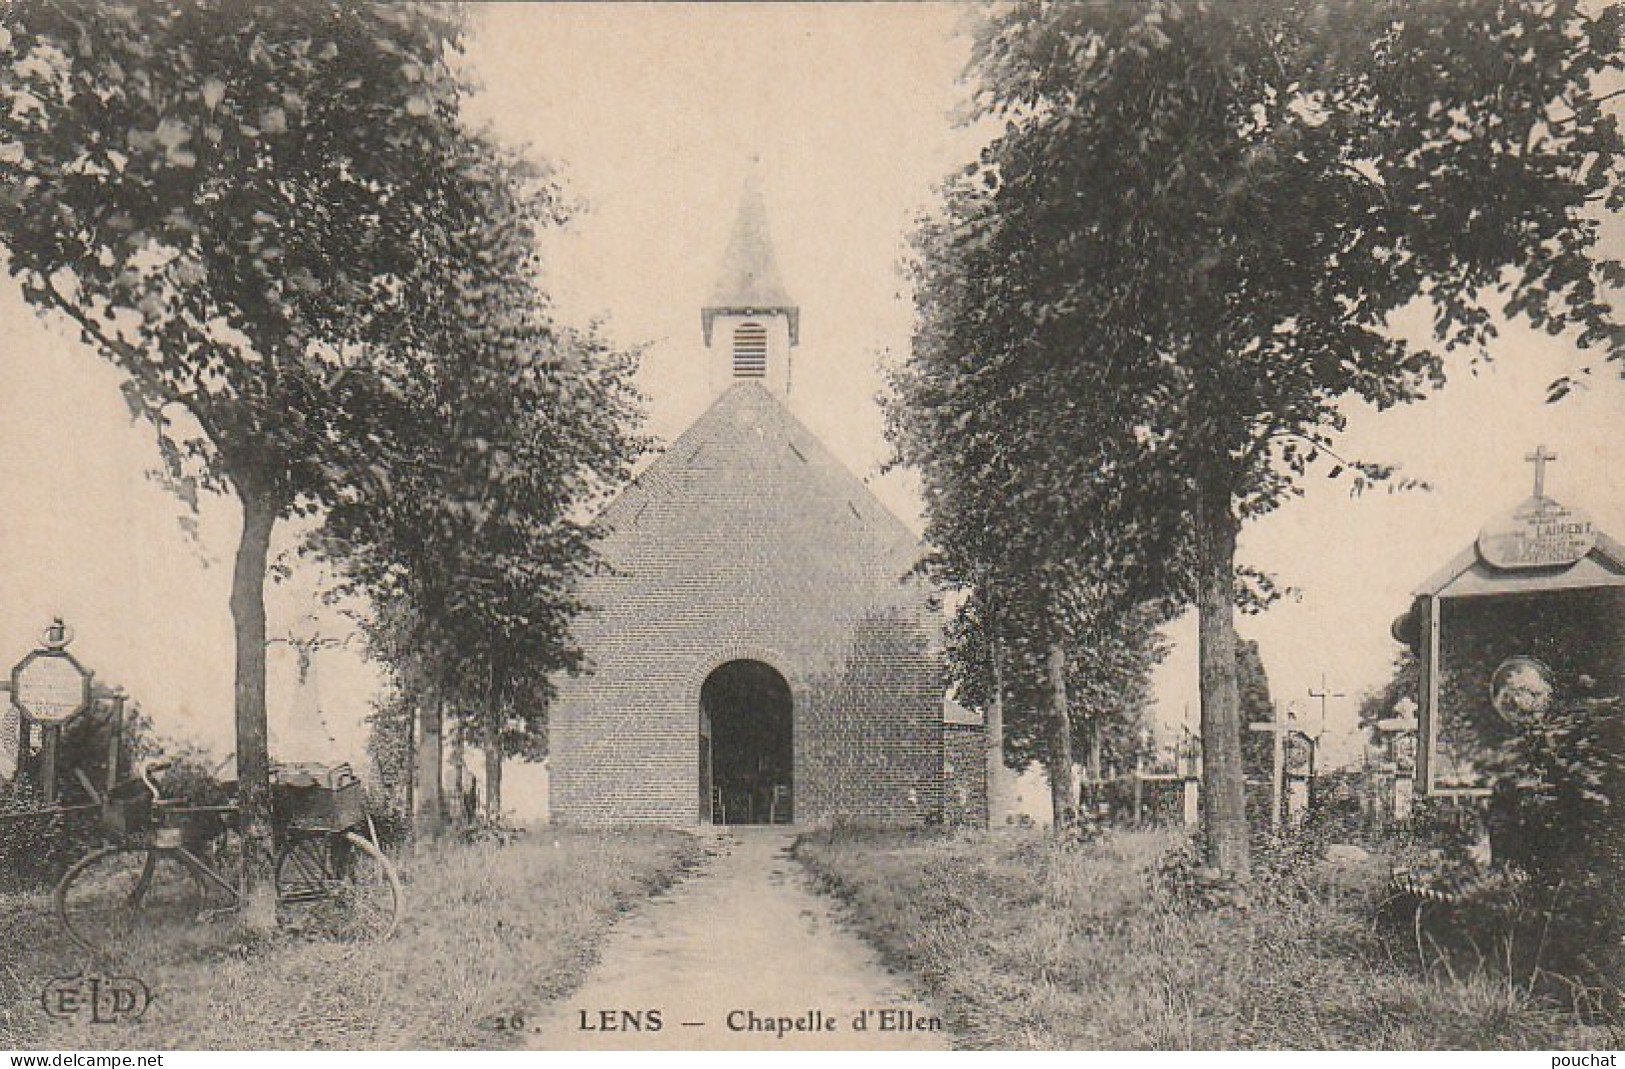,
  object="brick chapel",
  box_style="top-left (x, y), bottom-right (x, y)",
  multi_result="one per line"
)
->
top-left (548, 176), bottom-right (987, 827)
